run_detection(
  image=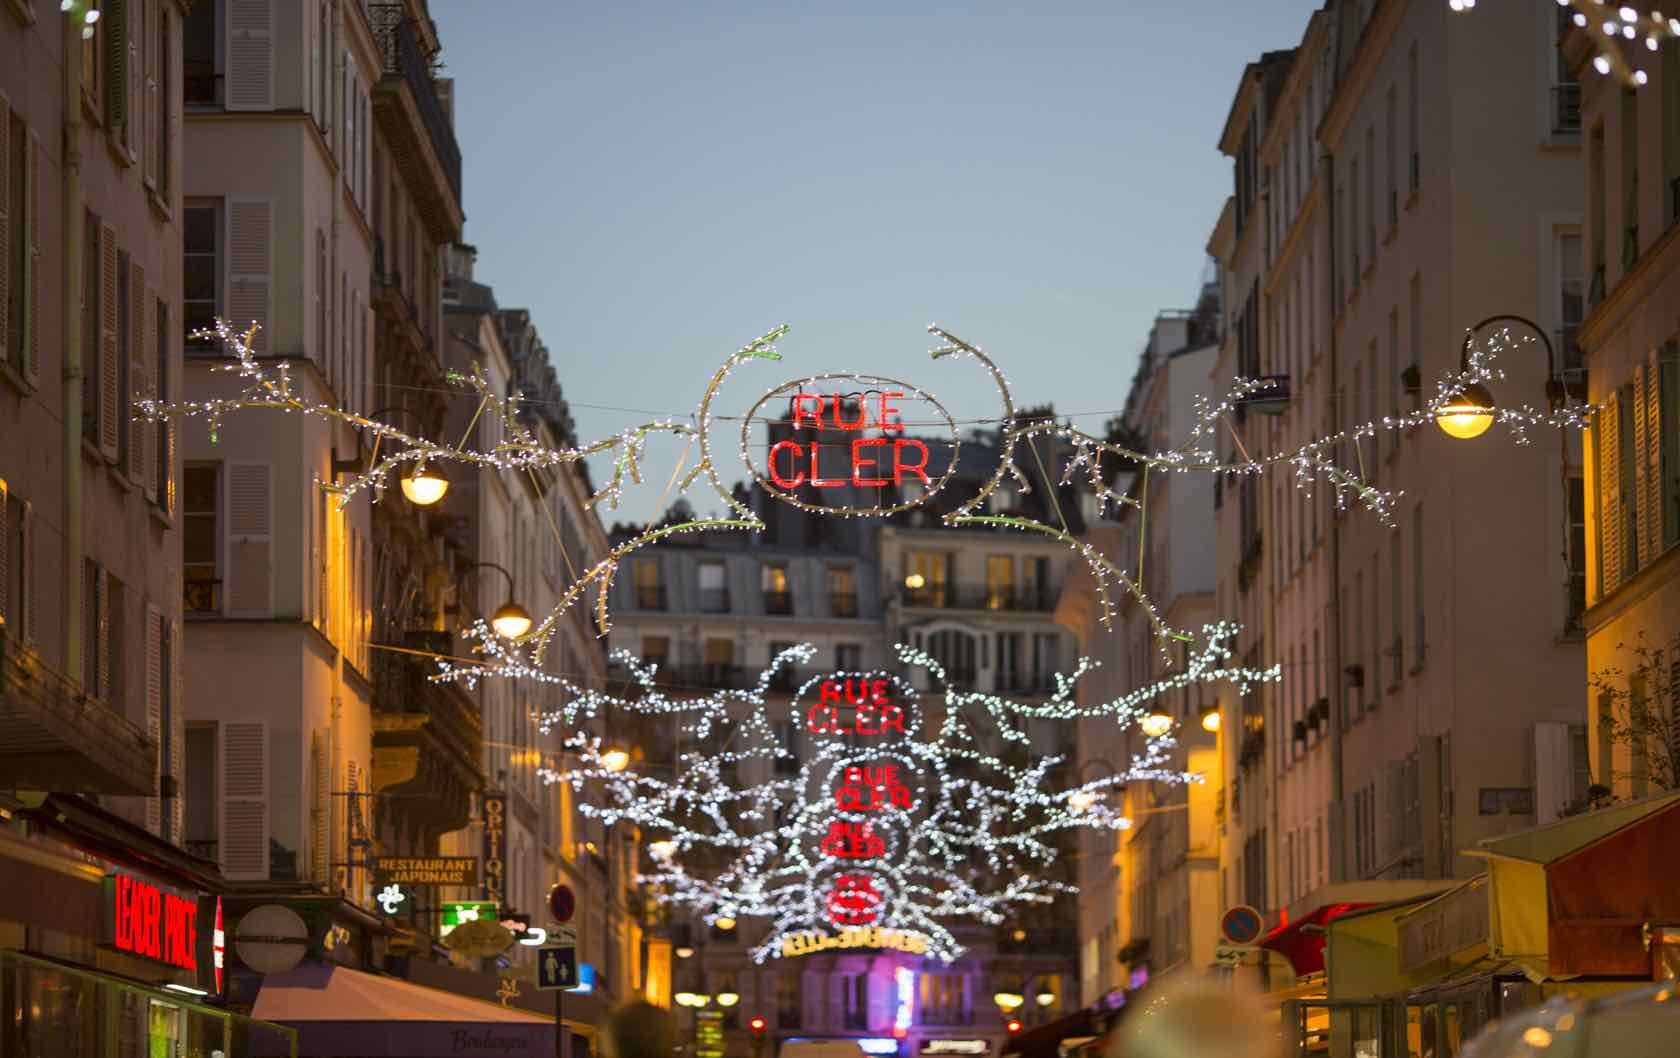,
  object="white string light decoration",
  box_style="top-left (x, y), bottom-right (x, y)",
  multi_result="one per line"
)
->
top-left (141, 319), bottom-right (1589, 662)
top-left (1448, 1), bottom-right (1679, 88)
top-left (516, 629), bottom-right (1277, 962)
